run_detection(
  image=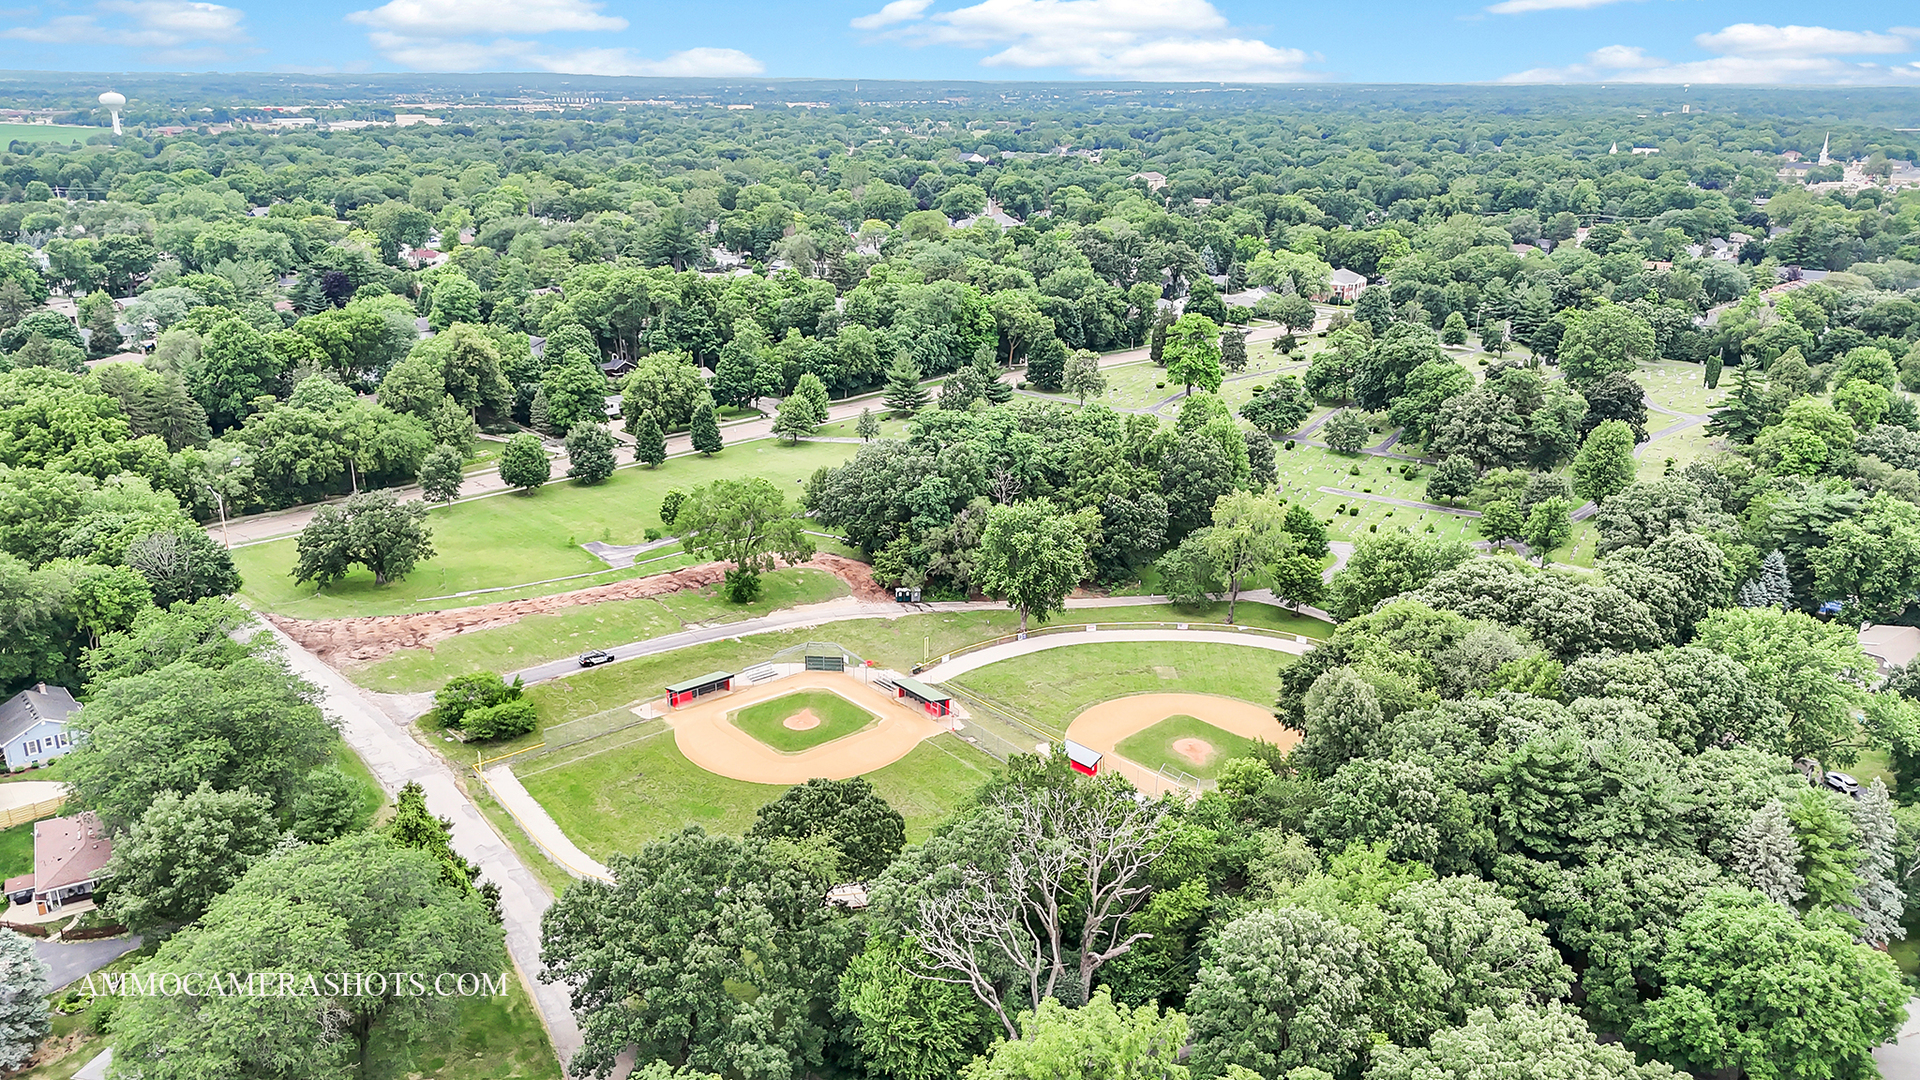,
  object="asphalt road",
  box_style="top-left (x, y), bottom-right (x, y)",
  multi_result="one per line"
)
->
top-left (33, 935), bottom-right (144, 991)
